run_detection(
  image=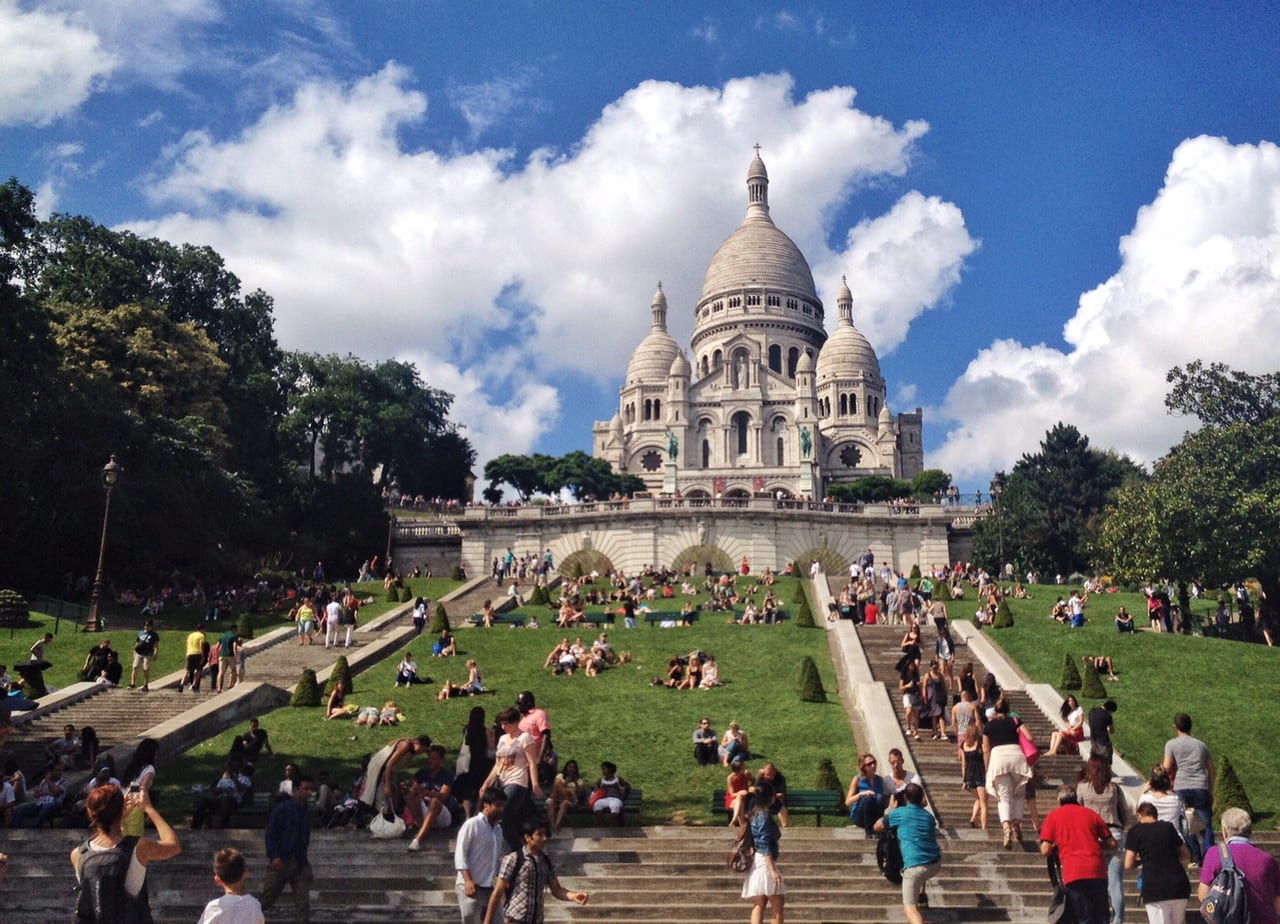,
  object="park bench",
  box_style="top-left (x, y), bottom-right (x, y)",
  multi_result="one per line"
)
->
top-left (642, 611), bottom-right (699, 626)
top-left (467, 612), bottom-right (526, 628)
top-left (712, 787), bottom-right (844, 827)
